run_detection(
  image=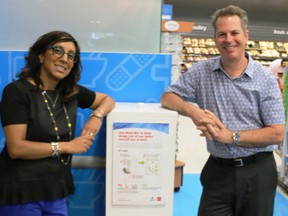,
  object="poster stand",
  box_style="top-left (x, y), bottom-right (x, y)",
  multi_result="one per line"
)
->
top-left (106, 102), bottom-right (178, 216)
